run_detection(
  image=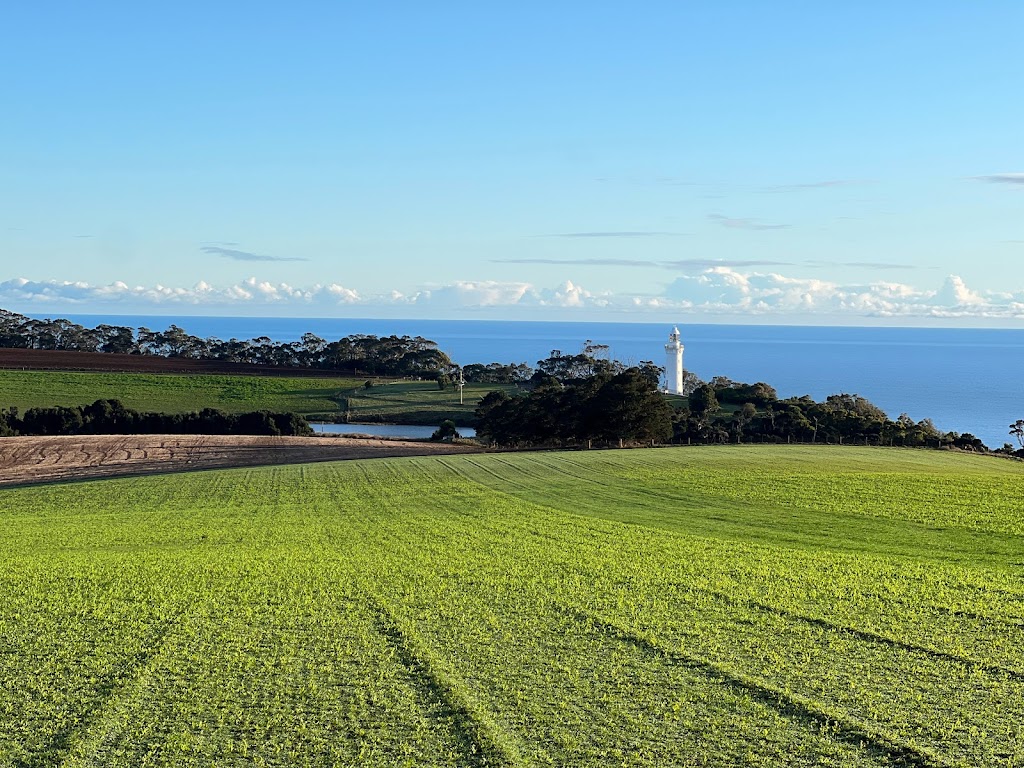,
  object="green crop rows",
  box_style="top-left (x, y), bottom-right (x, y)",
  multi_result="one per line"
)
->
top-left (1, 446), bottom-right (1022, 766)
top-left (0, 370), bottom-right (361, 416)
top-left (345, 381), bottom-right (518, 425)
top-left (0, 370), bottom-right (509, 424)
